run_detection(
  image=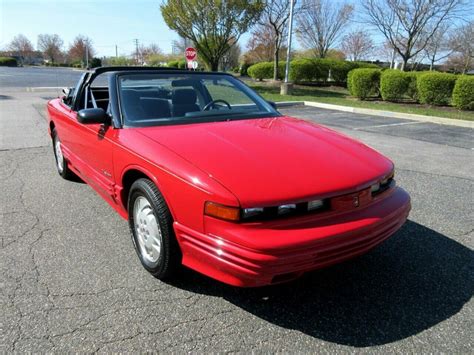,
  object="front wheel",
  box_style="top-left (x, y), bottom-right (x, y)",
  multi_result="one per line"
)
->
top-left (52, 129), bottom-right (75, 180)
top-left (128, 178), bottom-right (181, 279)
